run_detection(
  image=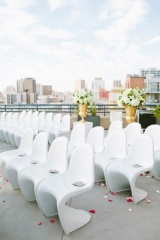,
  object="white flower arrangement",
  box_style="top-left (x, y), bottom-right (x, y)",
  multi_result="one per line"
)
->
top-left (72, 88), bottom-right (95, 106)
top-left (117, 87), bottom-right (146, 107)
